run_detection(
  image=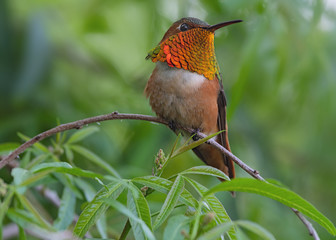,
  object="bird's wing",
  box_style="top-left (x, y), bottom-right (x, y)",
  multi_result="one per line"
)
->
top-left (217, 79), bottom-right (235, 179)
